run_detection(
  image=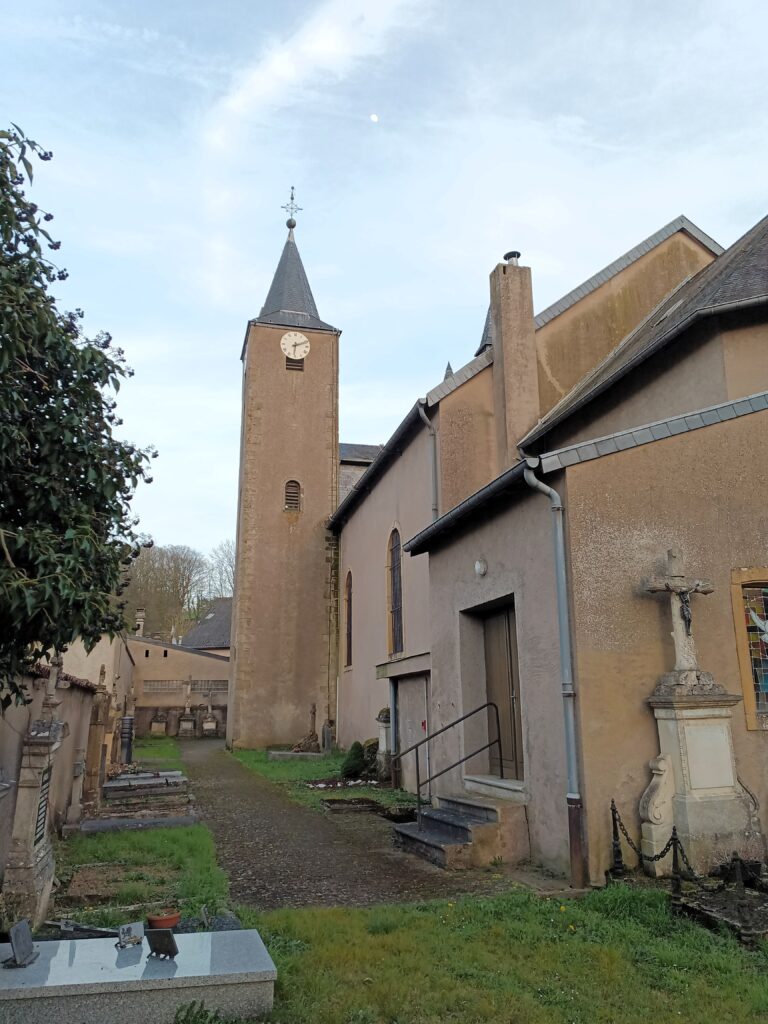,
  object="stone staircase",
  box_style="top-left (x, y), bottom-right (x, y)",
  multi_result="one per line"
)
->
top-left (393, 794), bottom-right (503, 868)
